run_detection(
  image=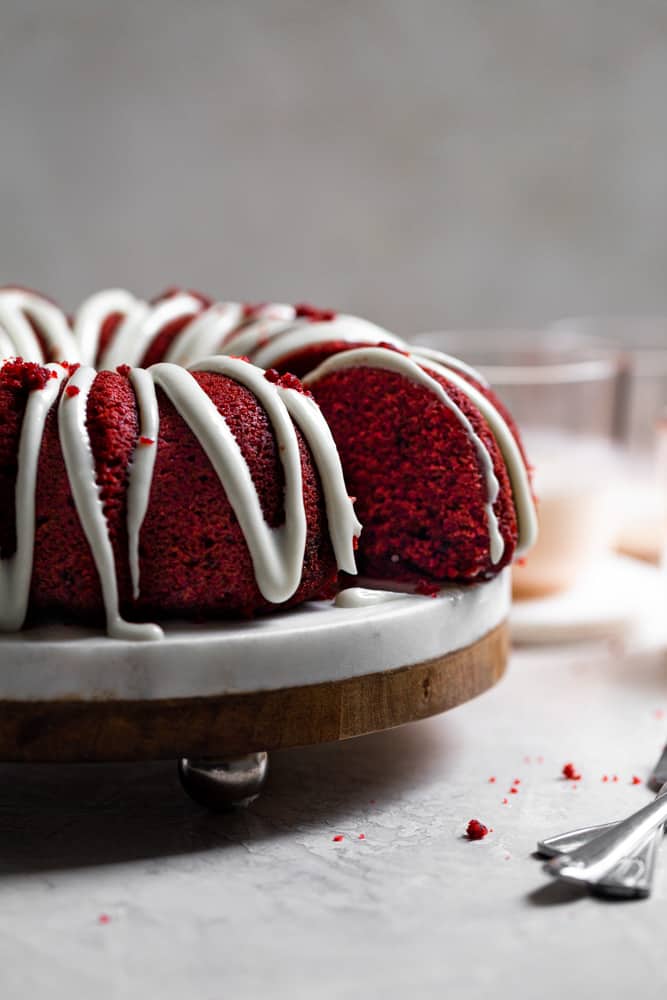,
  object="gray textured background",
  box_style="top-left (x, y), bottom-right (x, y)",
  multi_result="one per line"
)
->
top-left (2, 0), bottom-right (667, 336)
